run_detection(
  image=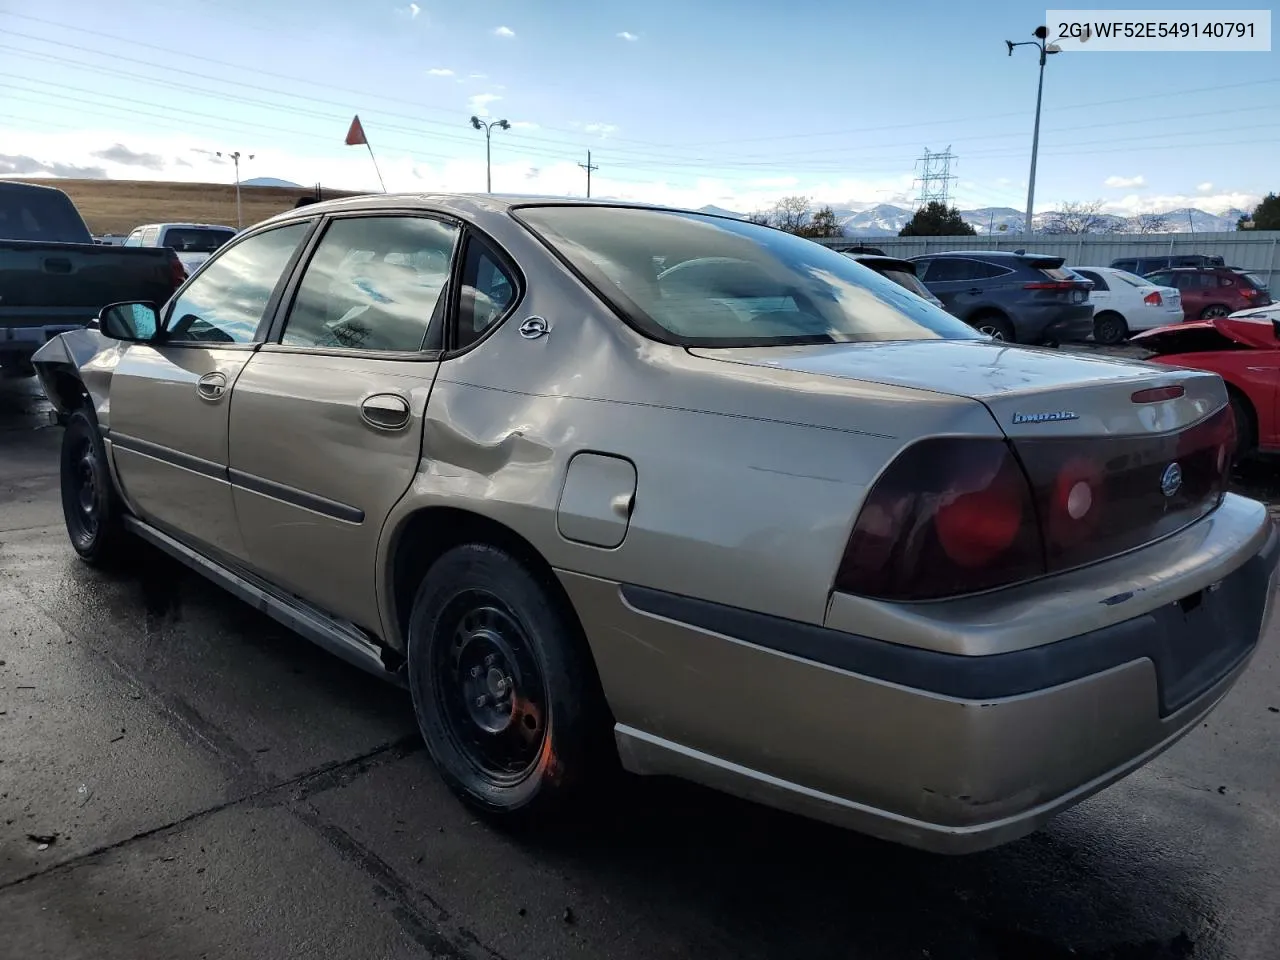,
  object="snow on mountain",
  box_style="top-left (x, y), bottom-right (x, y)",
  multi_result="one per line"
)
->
top-left (241, 176), bottom-right (303, 188)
